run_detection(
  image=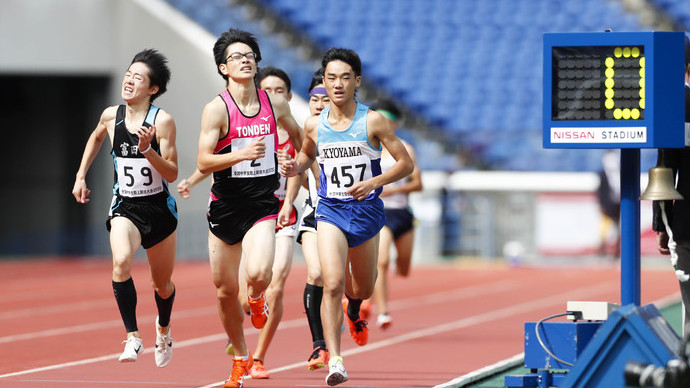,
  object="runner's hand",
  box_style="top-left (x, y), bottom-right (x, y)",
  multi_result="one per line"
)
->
top-left (177, 179), bottom-right (191, 199)
top-left (279, 149), bottom-right (298, 177)
top-left (244, 136), bottom-right (266, 161)
top-left (72, 178), bottom-right (91, 204)
top-left (137, 124), bottom-right (156, 153)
